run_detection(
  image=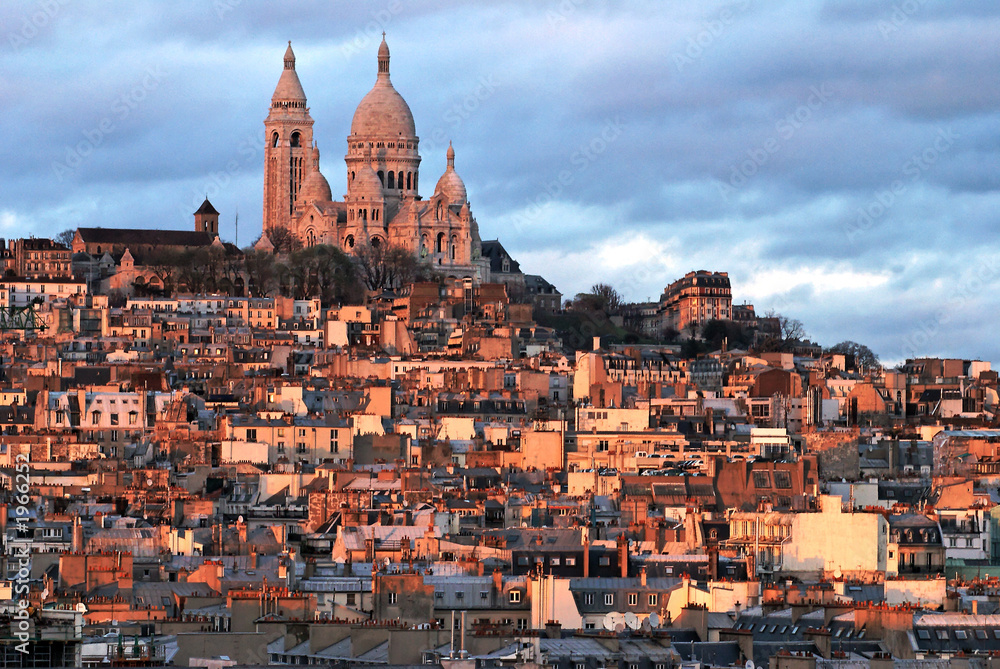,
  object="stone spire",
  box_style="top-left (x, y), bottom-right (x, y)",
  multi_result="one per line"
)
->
top-left (378, 33), bottom-right (390, 79)
top-left (284, 41), bottom-right (295, 69)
